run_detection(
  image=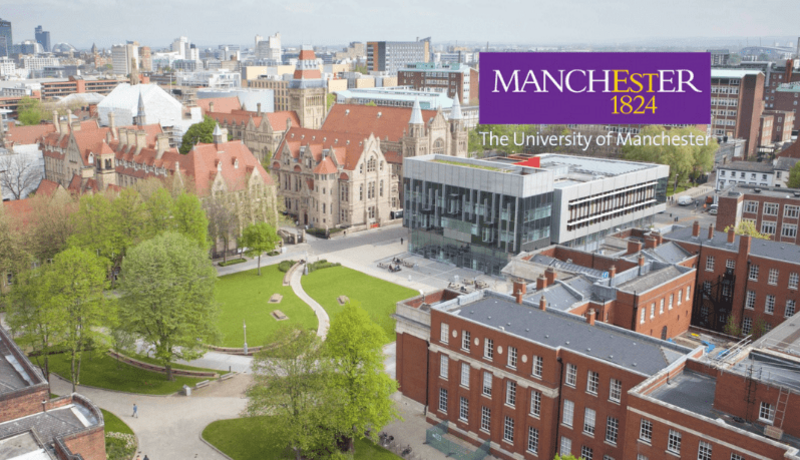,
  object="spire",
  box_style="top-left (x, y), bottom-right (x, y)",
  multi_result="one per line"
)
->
top-left (409, 97), bottom-right (423, 125)
top-left (135, 89), bottom-right (147, 126)
top-left (212, 123), bottom-right (227, 145)
top-left (450, 94), bottom-right (463, 120)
